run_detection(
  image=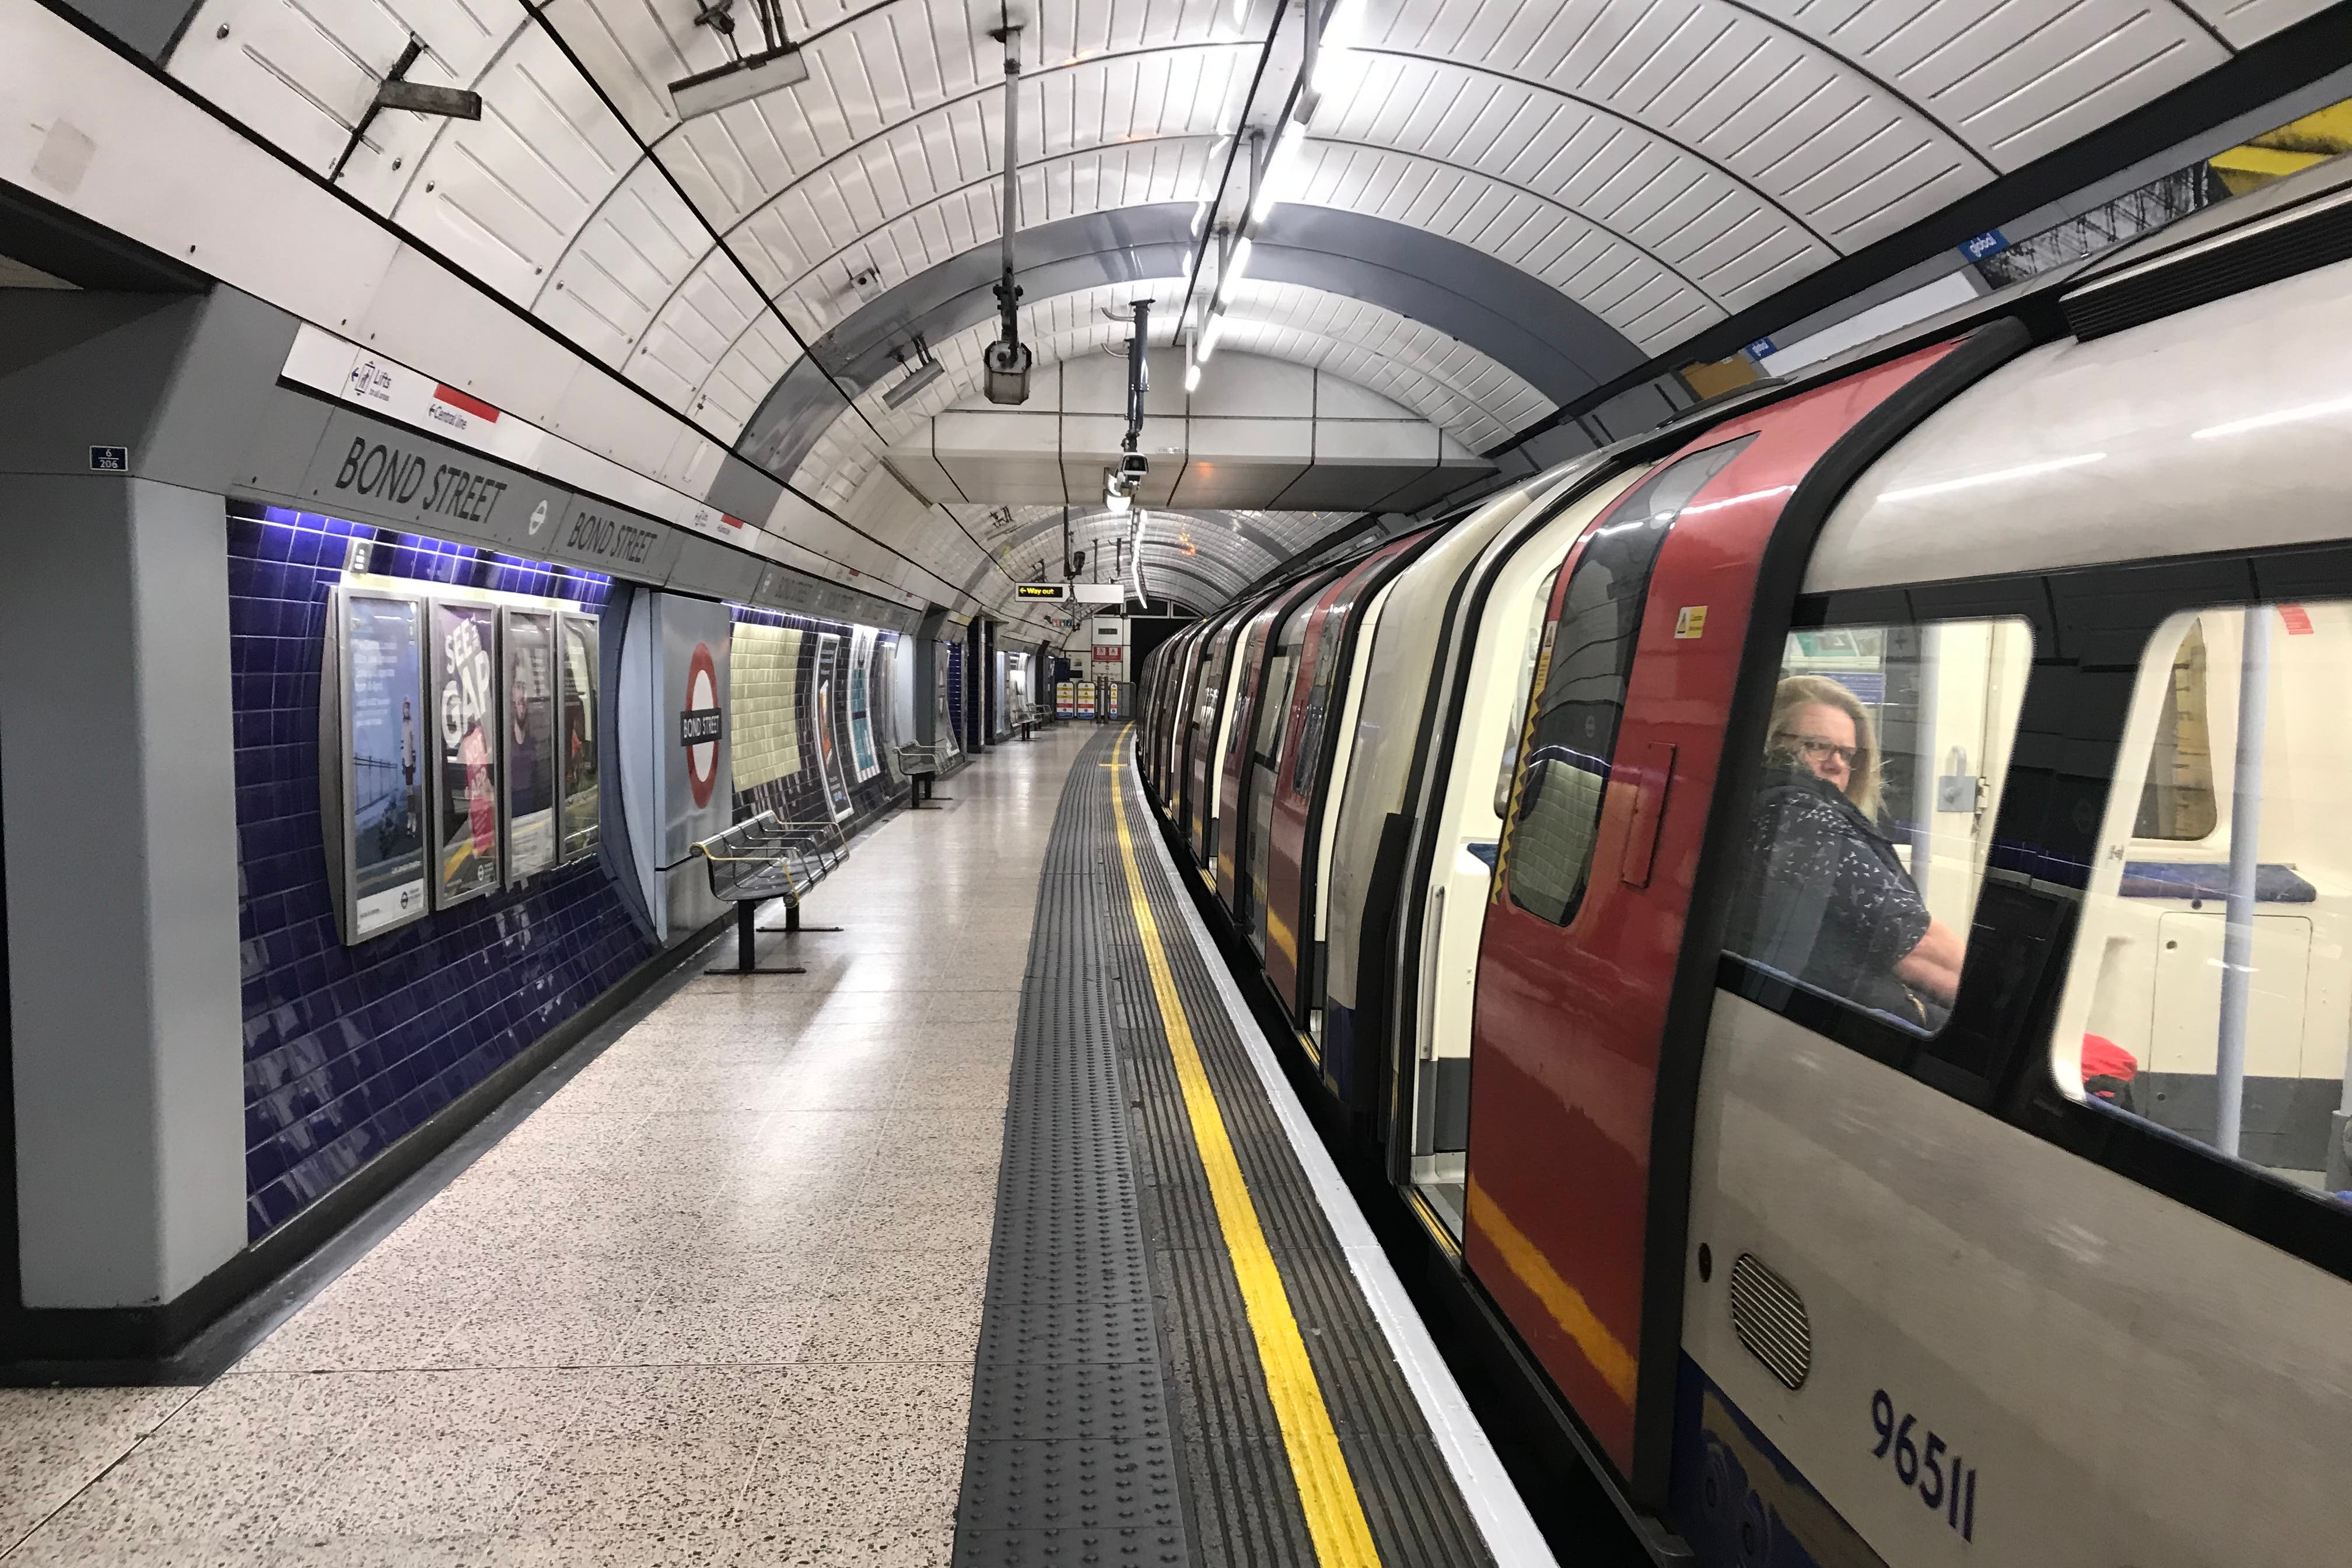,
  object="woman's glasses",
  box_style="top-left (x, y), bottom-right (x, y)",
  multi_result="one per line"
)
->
top-left (1777, 732), bottom-right (1861, 768)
